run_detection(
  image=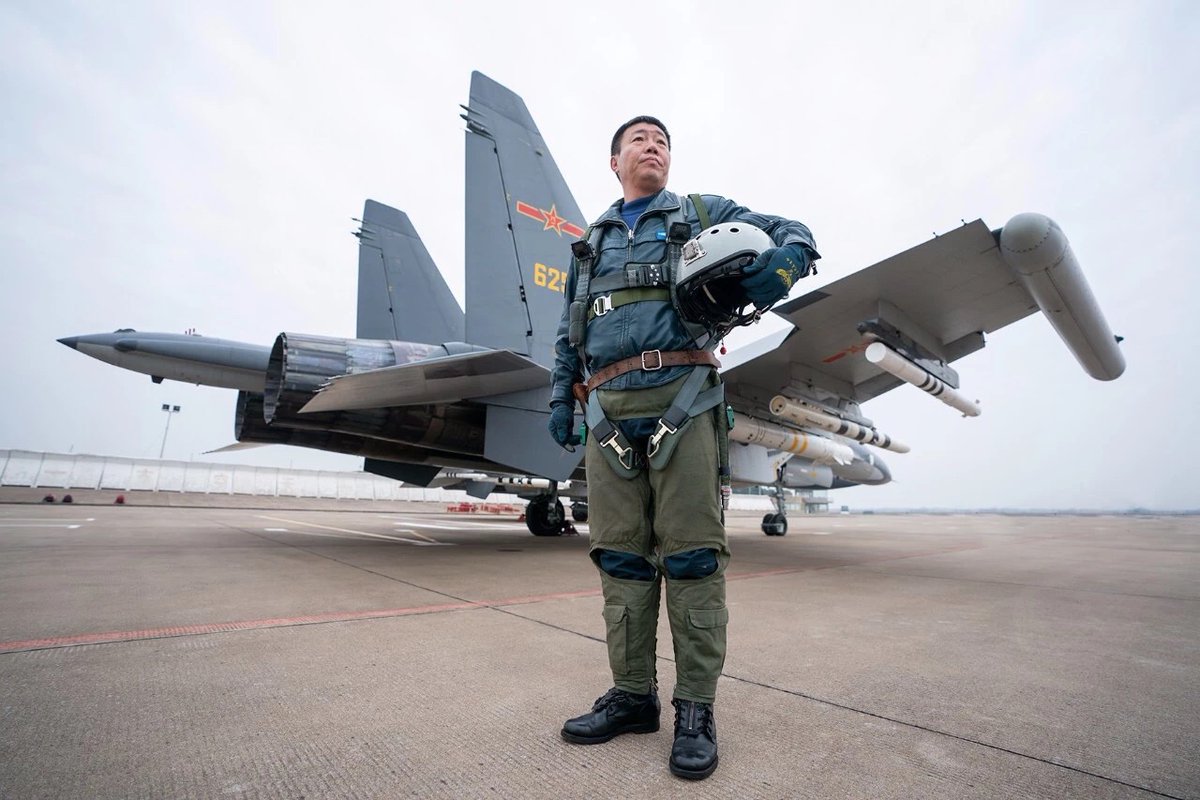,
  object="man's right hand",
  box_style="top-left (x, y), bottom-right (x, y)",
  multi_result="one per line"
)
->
top-left (548, 401), bottom-right (582, 450)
